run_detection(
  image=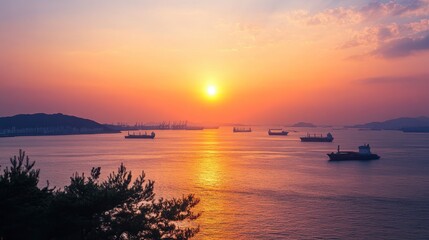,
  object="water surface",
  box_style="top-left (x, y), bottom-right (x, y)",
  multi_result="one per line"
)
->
top-left (1, 128), bottom-right (428, 239)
